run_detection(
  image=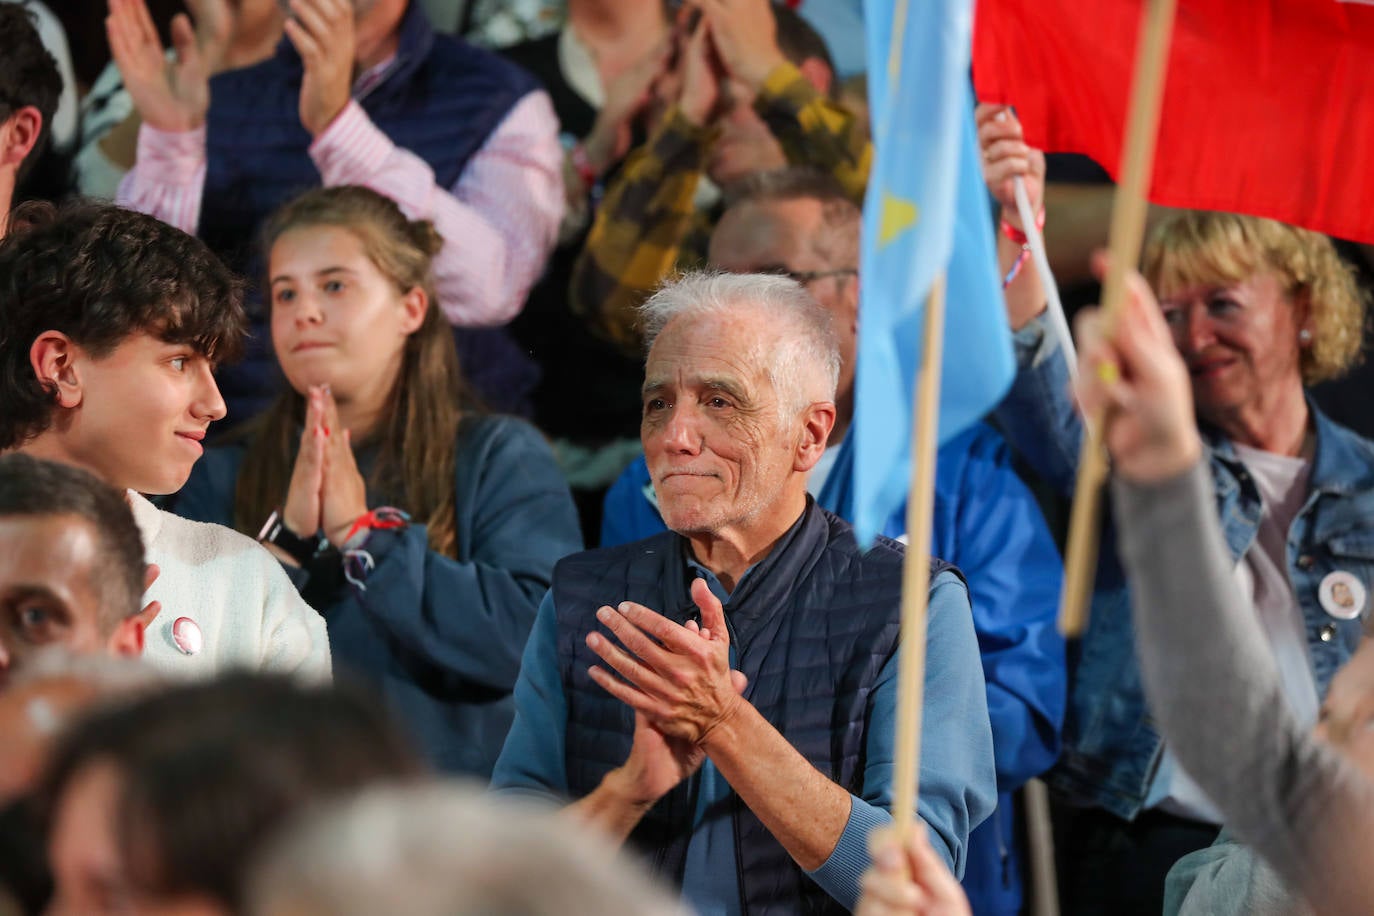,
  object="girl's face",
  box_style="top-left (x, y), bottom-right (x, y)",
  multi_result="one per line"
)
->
top-left (268, 225), bottom-right (426, 411)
